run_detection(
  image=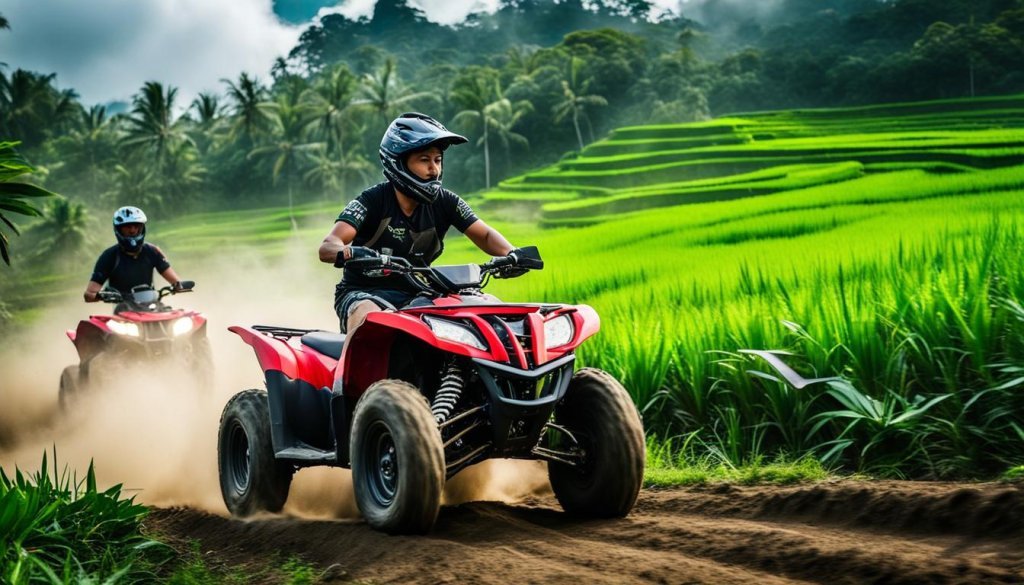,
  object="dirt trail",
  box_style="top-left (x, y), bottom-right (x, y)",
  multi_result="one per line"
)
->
top-left (149, 479), bottom-right (1024, 585)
